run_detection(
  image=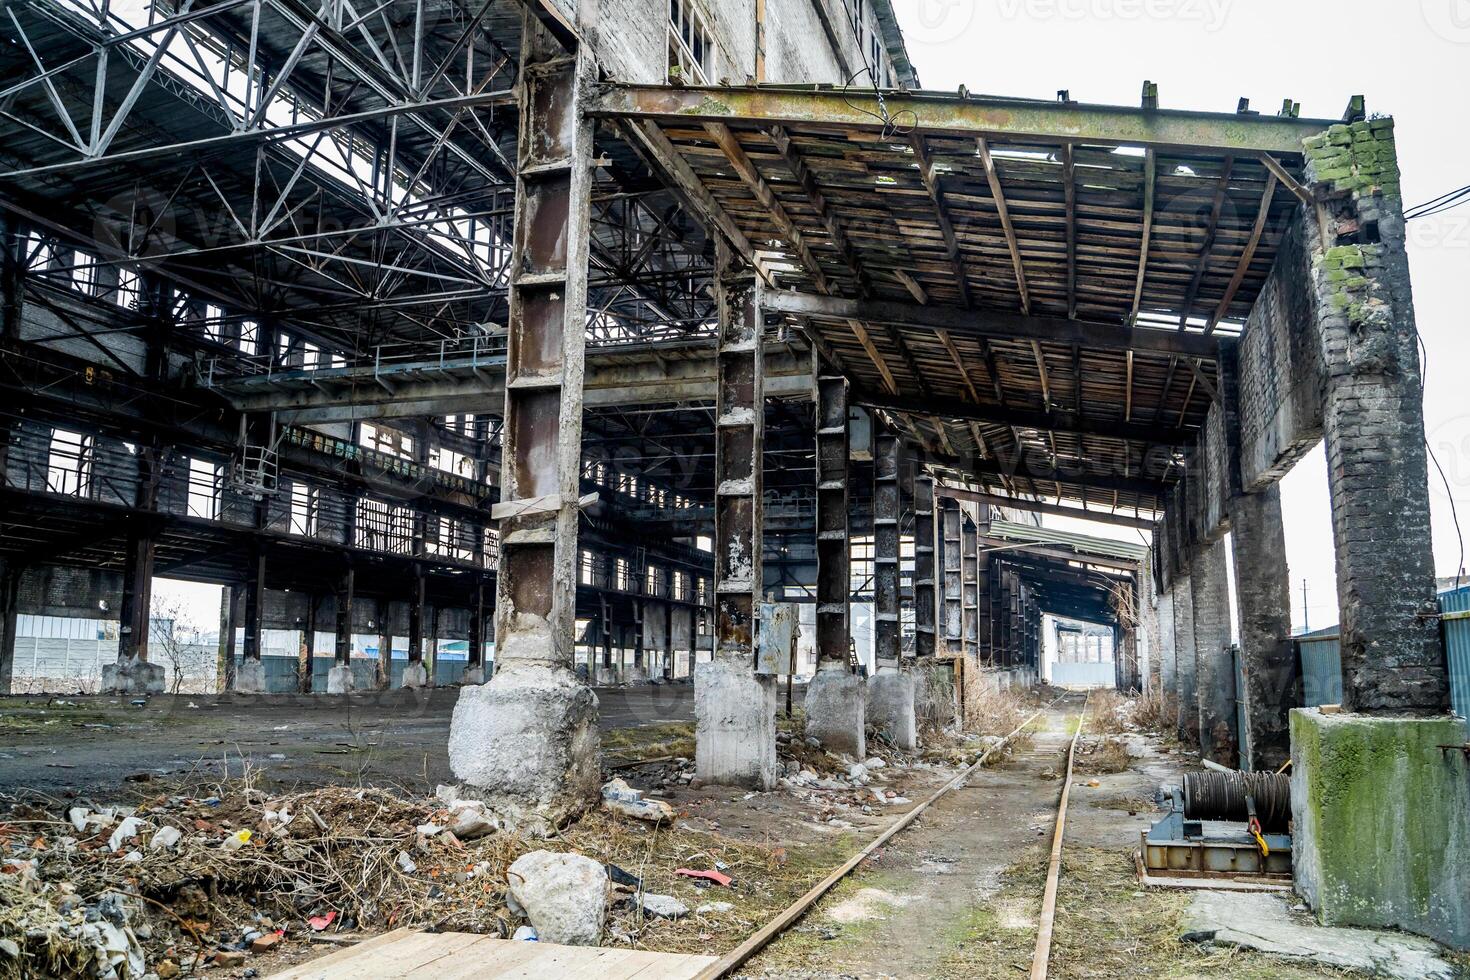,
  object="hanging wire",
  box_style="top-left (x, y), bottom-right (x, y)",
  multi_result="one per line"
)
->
top-left (838, 9), bottom-right (915, 140)
top-left (1405, 183), bottom-right (1470, 222)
